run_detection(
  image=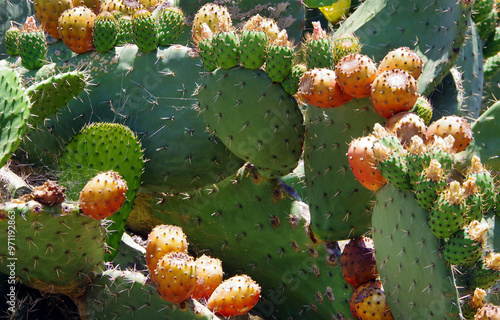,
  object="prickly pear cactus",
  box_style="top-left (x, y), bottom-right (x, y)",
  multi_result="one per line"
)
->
top-left (372, 184), bottom-right (462, 319)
